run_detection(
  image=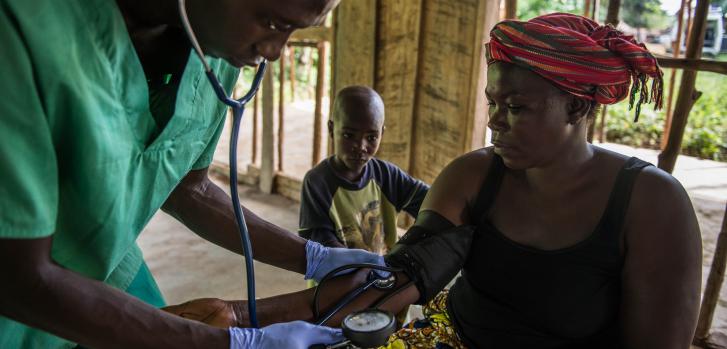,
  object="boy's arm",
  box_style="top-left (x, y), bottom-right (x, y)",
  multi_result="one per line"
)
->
top-left (384, 162), bottom-right (430, 218)
top-left (298, 172), bottom-right (340, 244)
top-left (309, 227), bottom-right (346, 248)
